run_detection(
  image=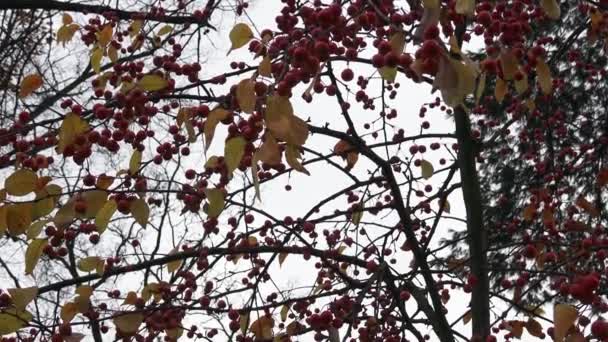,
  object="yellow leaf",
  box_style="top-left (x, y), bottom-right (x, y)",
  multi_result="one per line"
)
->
top-left (62, 13), bottom-right (73, 25)
top-left (250, 316), bottom-right (274, 339)
top-left (495, 77), bottom-right (507, 103)
top-left (229, 23), bottom-right (254, 53)
top-left (76, 285), bottom-right (93, 298)
top-left (130, 198), bottom-right (149, 228)
top-left (91, 47), bottom-right (103, 74)
top-left (7, 203), bottom-right (33, 236)
top-left (420, 159), bottom-right (434, 179)
top-left (25, 239), bottom-right (47, 275)
top-left (19, 74), bottom-right (43, 98)
top-left (286, 144), bottom-right (310, 175)
top-left (57, 24), bottom-right (80, 46)
top-left (33, 191), bottom-right (56, 219)
top-left (57, 113), bottom-right (89, 154)
top-left (5, 169), bottom-right (38, 196)
top-left (123, 291), bottom-right (138, 305)
top-left (204, 108), bottom-right (230, 151)
top-left (61, 302), bottom-right (79, 323)
top-left (257, 134), bottom-right (282, 166)
top-left (137, 74), bottom-right (168, 91)
top-left (514, 73), bottom-right (529, 94)
top-left (455, 0), bottom-right (474, 15)
top-left (236, 79), bottom-right (256, 113)
top-left (107, 45), bottom-right (118, 63)
top-left (0, 206), bottom-right (6, 235)
top-left (541, 0), bottom-right (561, 19)
top-left (157, 25), bottom-right (173, 36)
top-left (78, 256), bottom-right (104, 273)
top-left (96, 175), bottom-right (114, 190)
top-left (128, 20), bottom-right (143, 38)
top-left (240, 313), bottom-right (250, 334)
top-left (525, 318), bottom-right (544, 338)
top-left (95, 199), bottom-right (117, 233)
top-left (26, 219), bottom-right (49, 240)
top-left (225, 136), bottom-right (247, 176)
top-left (129, 149), bottom-right (142, 174)
top-left (0, 308), bottom-right (33, 335)
top-left (500, 50), bottom-right (519, 81)
top-left (351, 210), bottom-right (363, 226)
top-left (554, 304), bottom-right (577, 342)
top-left (508, 320), bottom-right (525, 339)
top-left (77, 190), bottom-right (108, 219)
top-left (280, 305), bottom-right (289, 322)
top-left (575, 196), bottom-right (600, 217)
top-left (259, 56), bottom-right (272, 77)
top-left (53, 201), bottom-right (75, 228)
top-left (8, 287), bottom-right (38, 311)
top-left (97, 25), bottom-right (113, 46)
top-left (114, 312), bottom-right (144, 334)
top-left (523, 204), bottom-right (536, 221)
top-left (379, 66), bottom-right (397, 82)
top-left (278, 252), bottom-right (288, 267)
top-left (205, 188), bottom-right (224, 218)
top-left (536, 57), bottom-right (552, 95)
top-left (166, 247), bottom-right (182, 273)
top-left (476, 72), bottom-right (486, 105)
top-left (265, 96), bottom-right (309, 146)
